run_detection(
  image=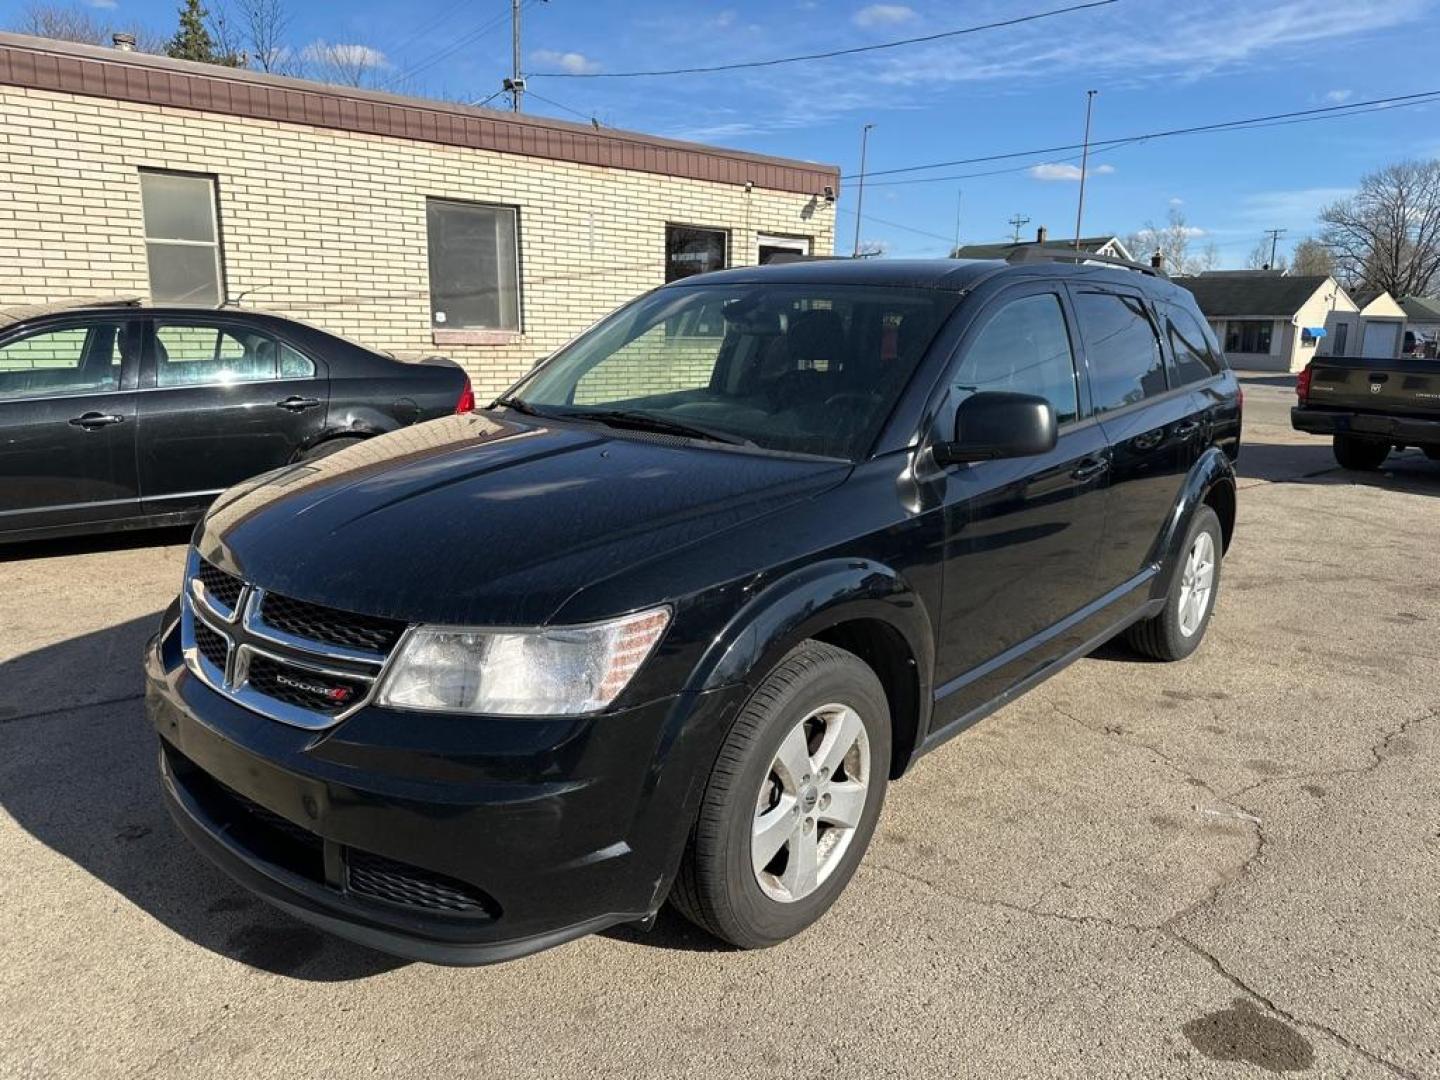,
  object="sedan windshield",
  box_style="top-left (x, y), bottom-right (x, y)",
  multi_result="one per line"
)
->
top-left (508, 284), bottom-right (957, 459)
